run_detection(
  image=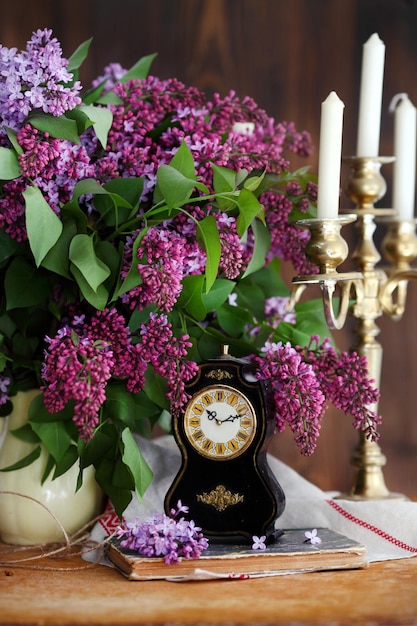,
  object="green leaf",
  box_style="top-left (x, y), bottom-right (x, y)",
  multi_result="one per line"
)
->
top-left (71, 178), bottom-right (132, 209)
top-left (78, 104), bottom-right (113, 149)
top-left (121, 53), bottom-right (157, 82)
top-left (69, 234), bottom-right (111, 292)
top-left (242, 219), bottom-right (271, 278)
top-left (52, 445), bottom-right (78, 479)
top-left (70, 262), bottom-right (109, 310)
top-left (0, 229), bottom-right (21, 264)
top-left (9, 423), bottom-right (40, 444)
top-left (94, 457), bottom-right (132, 518)
top-left (23, 185), bottom-right (63, 267)
top-left (212, 164), bottom-right (237, 210)
top-left (30, 421), bottom-right (72, 464)
top-left (144, 368), bottom-right (170, 410)
top-left (103, 177), bottom-right (144, 208)
top-left (196, 216), bottom-right (221, 292)
top-left (4, 257), bottom-right (51, 309)
top-left (201, 279), bottom-right (235, 311)
top-left (41, 219), bottom-right (77, 278)
top-left (121, 428), bottom-right (153, 502)
top-left (114, 230), bottom-right (148, 300)
top-left (177, 274), bottom-right (206, 320)
top-left (28, 112), bottom-right (81, 143)
top-left (4, 127), bottom-right (22, 155)
top-left (168, 140), bottom-right (197, 180)
top-left (235, 188), bottom-right (265, 236)
top-left (0, 445), bottom-right (41, 472)
top-left (0, 147), bottom-right (20, 180)
top-left (212, 163), bottom-right (236, 193)
top-left (67, 38), bottom-right (93, 73)
top-left (216, 303), bottom-right (254, 337)
top-left (243, 170), bottom-right (266, 192)
top-left (156, 164), bottom-right (196, 209)
top-left (80, 429), bottom-right (114, 467)
top-left (105, 384), bottom-right (140, 429)
top-left (28, 393), bottom-right (74, 424)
